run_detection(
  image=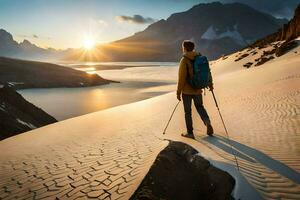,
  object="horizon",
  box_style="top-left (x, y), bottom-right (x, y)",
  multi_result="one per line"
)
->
top-left (1, 0), bottom-right (298, 50)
